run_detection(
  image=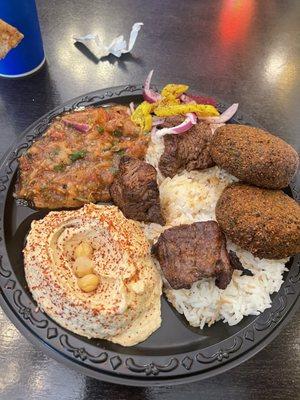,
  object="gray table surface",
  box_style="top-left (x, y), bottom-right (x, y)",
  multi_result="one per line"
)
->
top-left (0, 0), bottom-right (299, 399)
